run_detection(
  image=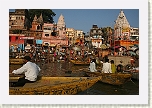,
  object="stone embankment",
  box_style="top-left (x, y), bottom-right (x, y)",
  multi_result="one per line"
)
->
top-left (108, 56), bottom-right (132, 66)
